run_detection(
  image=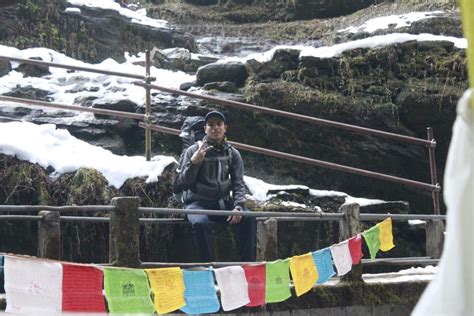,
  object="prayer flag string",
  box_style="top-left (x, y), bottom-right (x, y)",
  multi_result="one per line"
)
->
top-left (0, 218), bottom-right (394, 314)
